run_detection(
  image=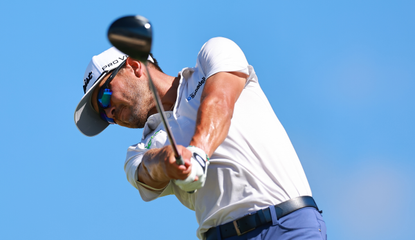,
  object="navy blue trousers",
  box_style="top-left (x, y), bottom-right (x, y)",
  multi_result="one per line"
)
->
top-left (212, 207), bottom-right (327, 240)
